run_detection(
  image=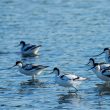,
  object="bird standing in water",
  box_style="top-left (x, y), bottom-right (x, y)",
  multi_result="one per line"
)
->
top-left (51, 67), bottom-right (87, 93)
top-left (13, 61), bottom-right (48, 81)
